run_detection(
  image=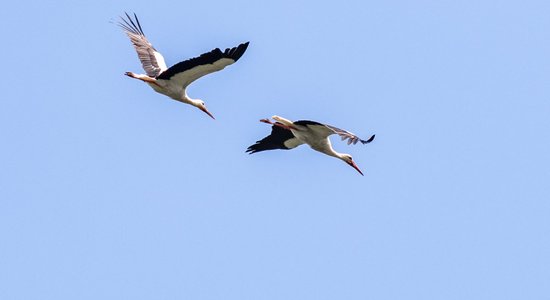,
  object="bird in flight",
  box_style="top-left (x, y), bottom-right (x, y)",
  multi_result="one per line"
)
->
top-left (118, 12), bottom-right (249, 119)
top-left (247, 116), bottom-right (375, 175)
